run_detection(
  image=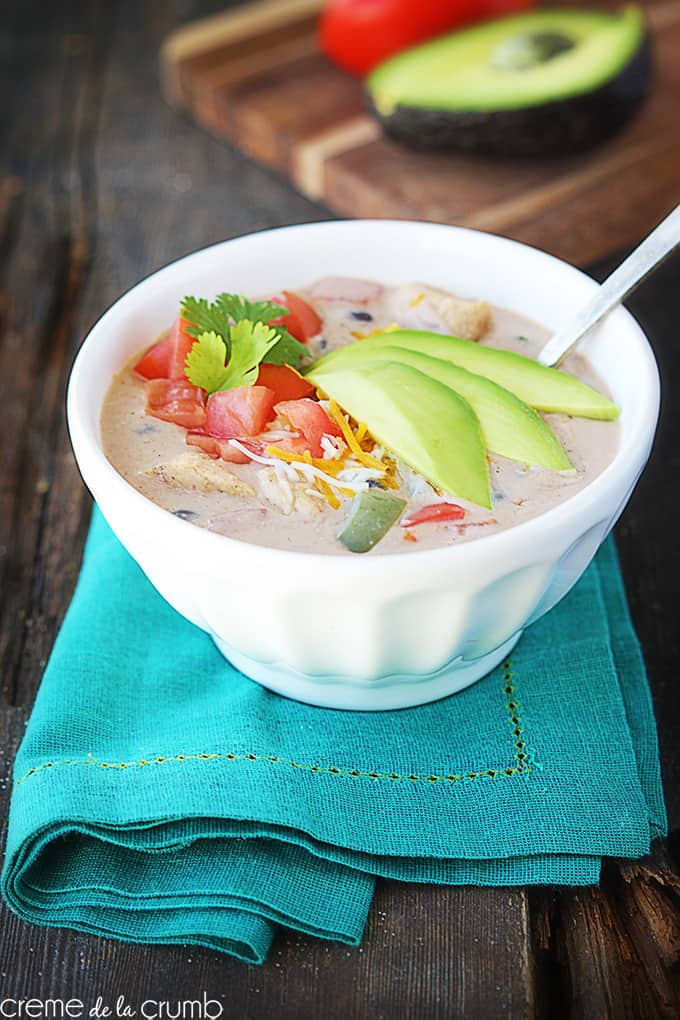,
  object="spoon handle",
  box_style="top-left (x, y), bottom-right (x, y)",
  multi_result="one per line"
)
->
top-left (538, 203), bottom-right (680, 367)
